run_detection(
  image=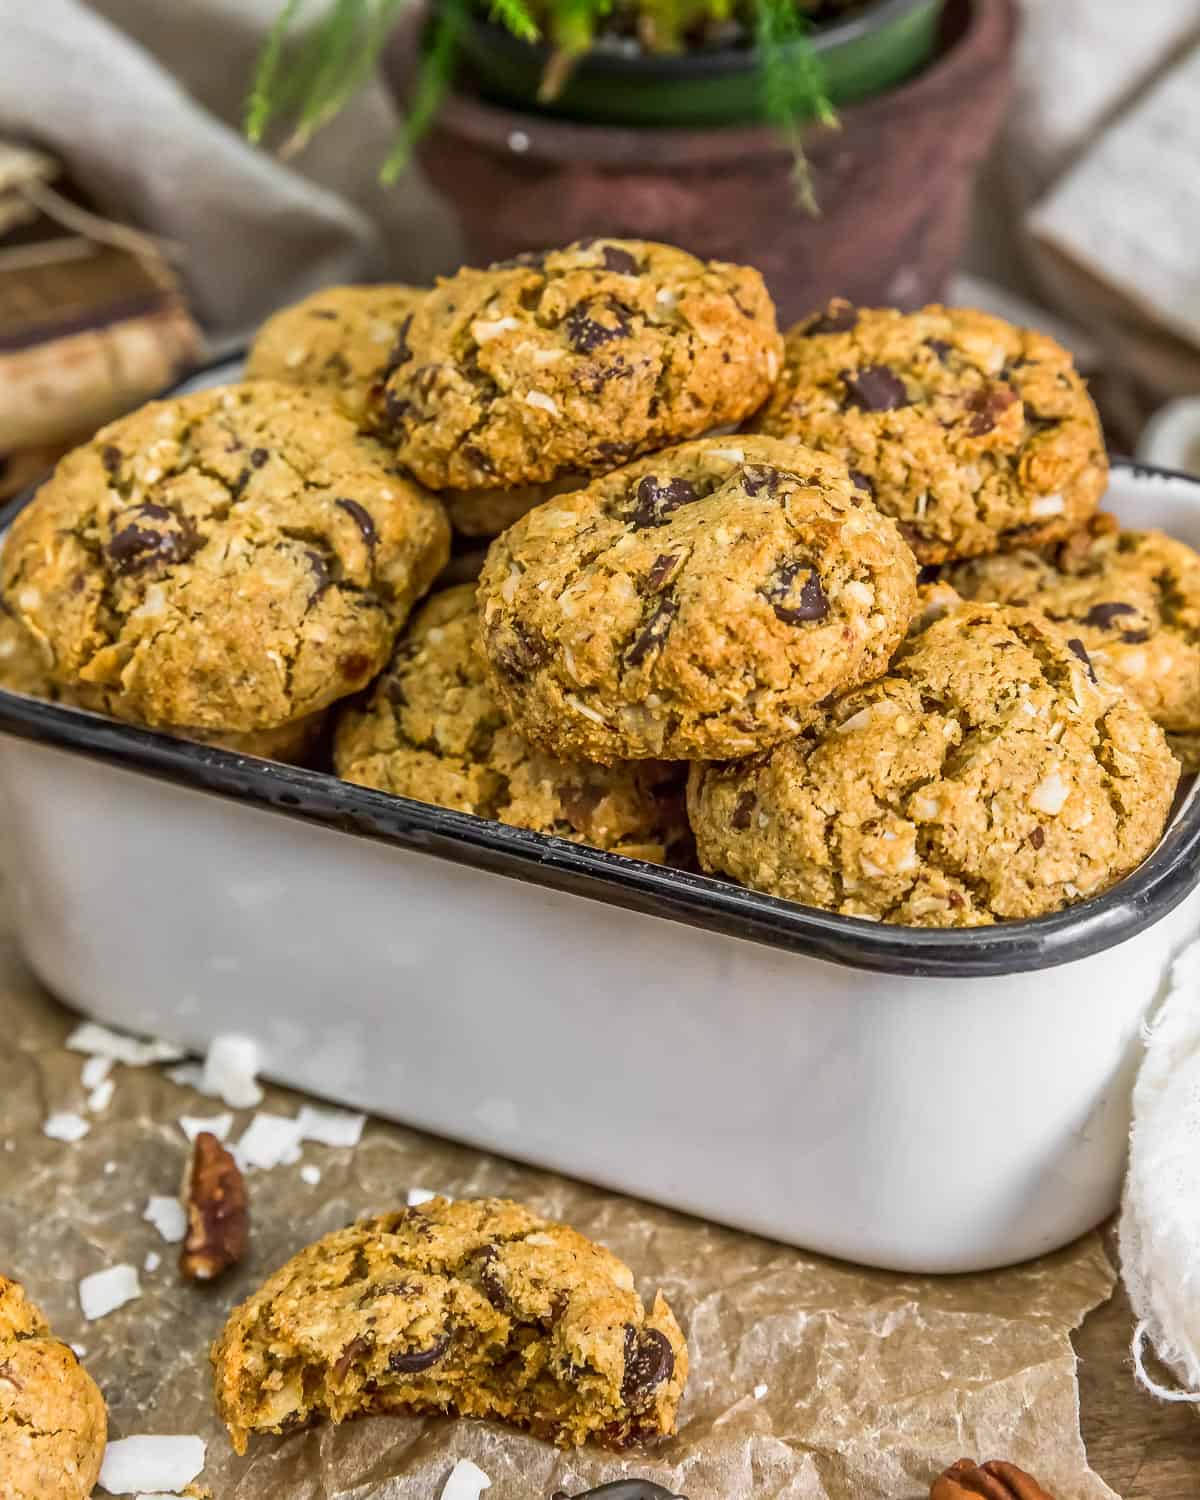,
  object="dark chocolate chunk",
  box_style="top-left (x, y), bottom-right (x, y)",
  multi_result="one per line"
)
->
top-left (388, 1327), bottom-right (451, 1374)
top-left (332, 1334), bottom-right (373, 1384)
top-left (807, 301), bottom-right (857, 335)
top-left (645, 552), bottom-right (684, 593)
top-left (250, 447), bottom-right (269, 468)
top-left (925, 338), bottom-right (953, 362)
top-left (917, 564), bottom-right (942, 585)
top-left (1066, 637), bottom-right (1097, 682)
top-left (842, 365), bottom-right (909, 413)
top-left (731, 791), bottom-right (756, 831)
top-left (964, 385), bottom-right (1018, 437)
top-left (565, 300), bottom-right (632, 355)
top-left (761, 560), bottom-right (828, 624)
top-left (336, 497), bottom-right (378, 549)
top-left (495, 620), bottom-right (553, 682)
top-left (1082, 601), bottom-right (1137, 629)
top-left (627, 476), bottom-right (699, 530)
top-left (624, 597), bottom-right (678, 669)
top-left (601, 245), bottom-right (639, 275)
top-left (384, 314), bottom-right (414, 377)
top-left (848, 469), bottom-right (875, 497)
top-left (741, 465), bottom-right (779, 496)
top-left (1030, 825), bottom-right (1045, 850)
top-left (105, 504), bottom-right (199, 574)
top-left (620, 1325), bottom-right (675, 1406)
top-left (462, 442), bottom-right (497, 477)
top-left (306, 549), bottom-right (331, 598)
top-left (493, 250), bottom-right (547, 270)
top-left (309, 308), bottom-right (339, 321)
top-left (101, 444), bottom-right (122, 476)
top-left (1121, 628), bottom-right (1152, 644)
